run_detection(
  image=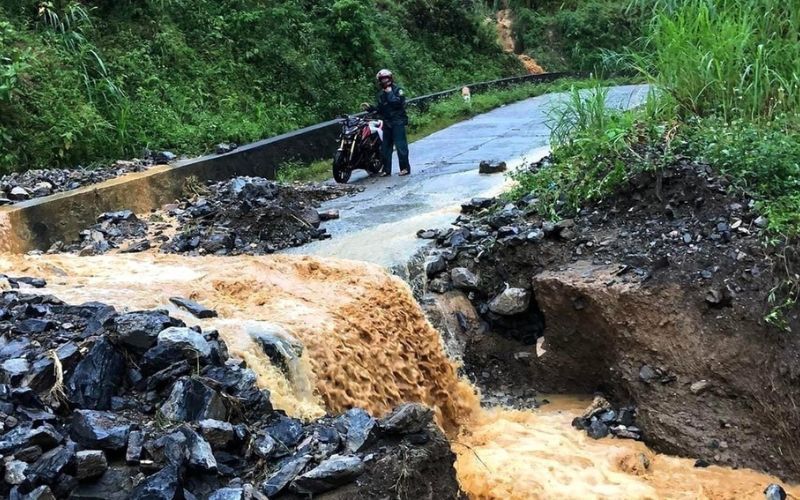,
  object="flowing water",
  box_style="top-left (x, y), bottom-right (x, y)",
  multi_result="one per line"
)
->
top-left (2, 252), bottom-right (797, 499)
